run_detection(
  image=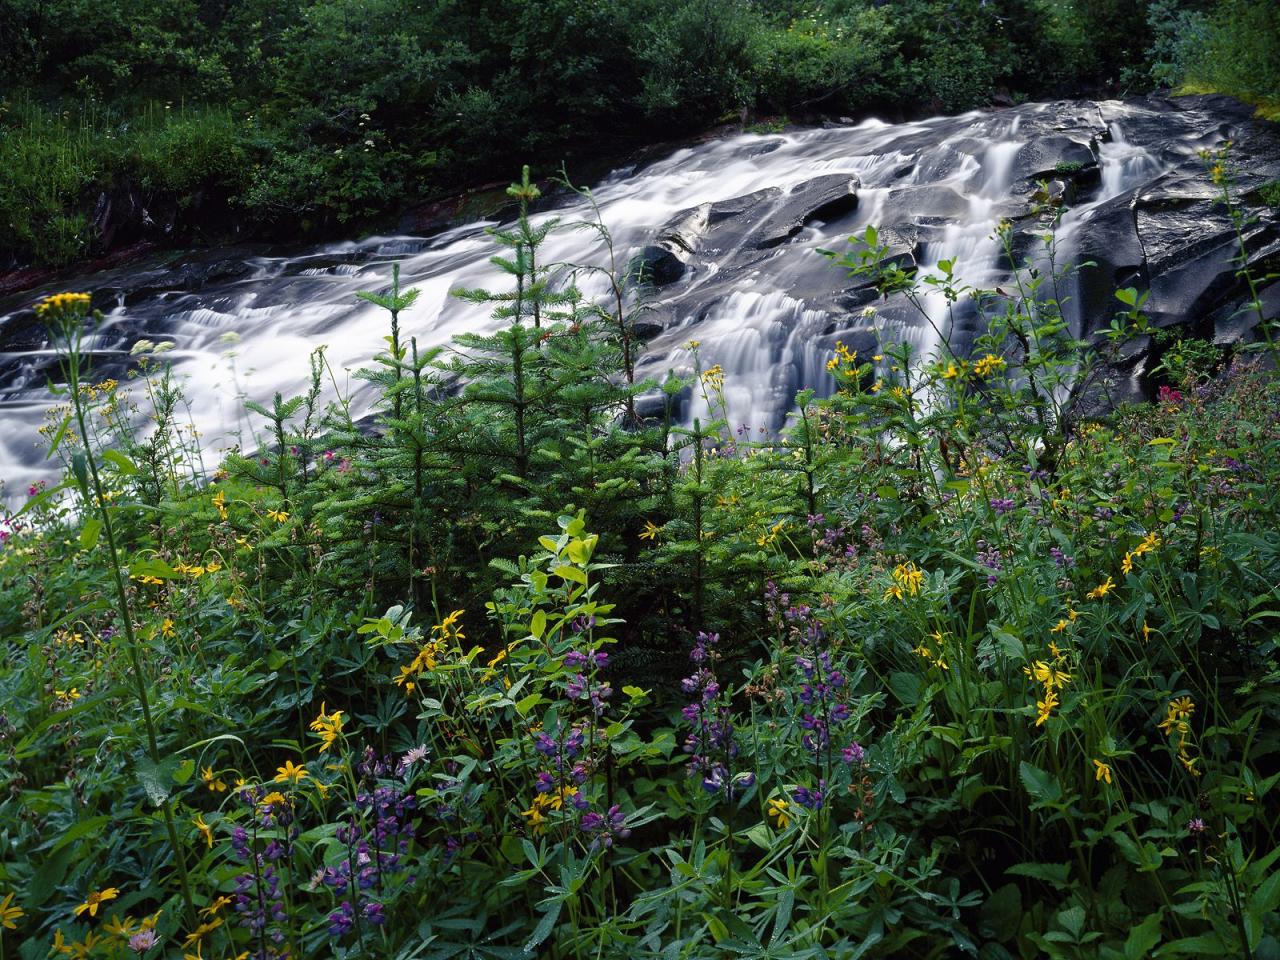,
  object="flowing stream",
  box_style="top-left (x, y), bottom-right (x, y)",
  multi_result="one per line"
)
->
top-left (2, 97), bottom-right (1221, 497)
